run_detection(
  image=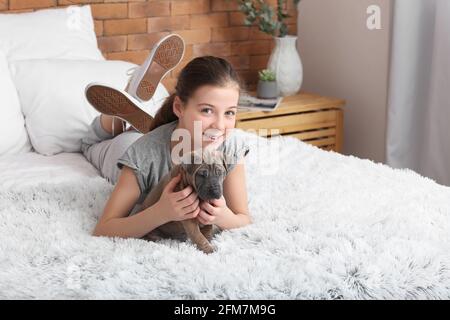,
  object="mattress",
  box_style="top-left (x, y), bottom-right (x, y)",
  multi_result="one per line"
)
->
top-left (1, 132), bottom-right (450, 299)
top-left (1, 151), bottom-right (100, 188)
